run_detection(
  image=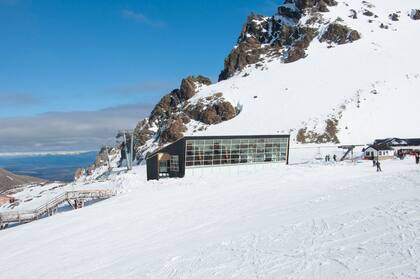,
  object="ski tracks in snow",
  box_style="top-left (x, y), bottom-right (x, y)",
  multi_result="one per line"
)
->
top-left (151, 191), bottom-right (420, 278)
